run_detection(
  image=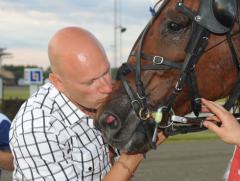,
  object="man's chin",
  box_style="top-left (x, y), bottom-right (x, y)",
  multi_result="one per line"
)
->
top-left (95, 100), bottom-right (107, 109)
top-left (74, 102), bottom-right (97, 114)
top-left (95, 104), bottom-right (102, 110)
top-left (76, 99), bottom-right (106, 112)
